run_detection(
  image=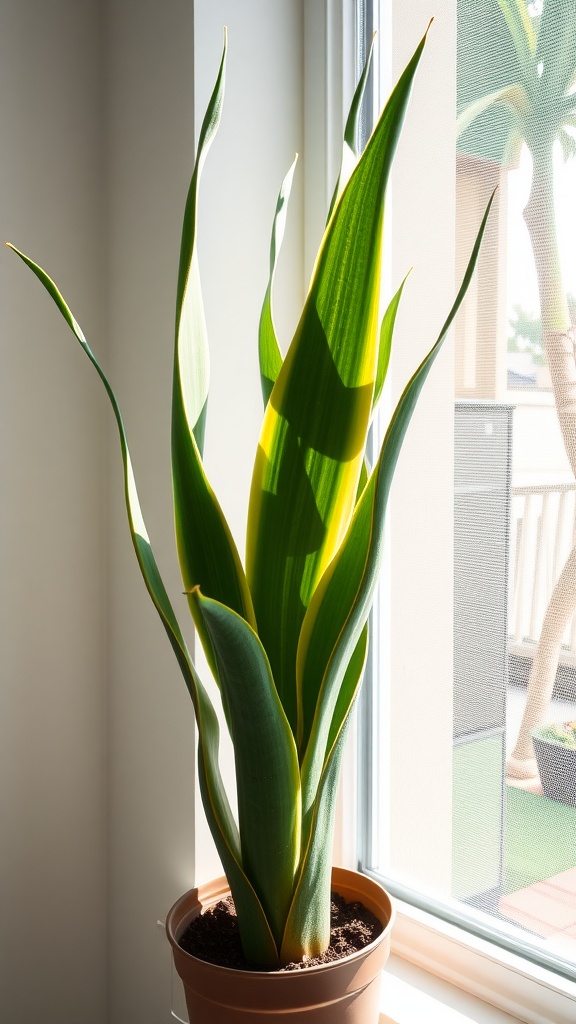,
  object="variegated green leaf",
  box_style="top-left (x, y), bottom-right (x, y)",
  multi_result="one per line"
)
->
top-left (175, 32), bottom-right (226, 456)
top-left (296, 190), bottom-right (496, 815)
top-left (258, 155), bottom-right (298, 405)
top-left (280, 738), bottom-right (343, 963)
top-left (260, 37), bottom-right (376, 408)
top-left (247, 28), bottom-right (429, 735)
top-left (280, 634), bottom-right (366, 963)
top-left (7, 242), bottom-right (278, 967)
top-left (372, 272), bottom-right (410, 413)
top-left (295, 475), bottom-right (374, 756)
top-left (196, 754), bottom-right (279, 967)
top-left (190, 590), bottom-right (301, 950)
top-left (171, 33), bottom-right (256, 669)
top-left (327, 34), bottom-right (375, 221)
